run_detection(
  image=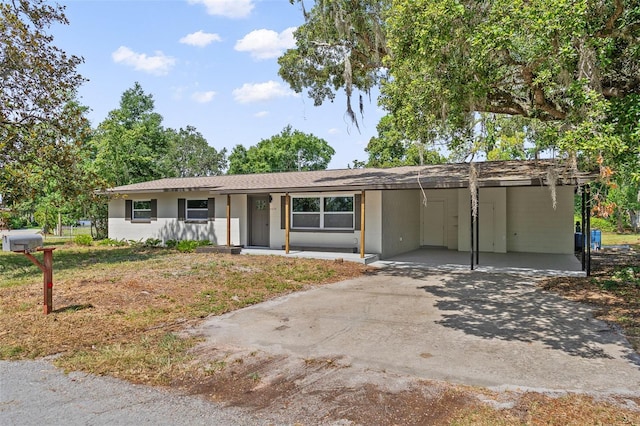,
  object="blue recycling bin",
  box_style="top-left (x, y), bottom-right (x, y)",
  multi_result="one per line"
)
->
top-left (590, 229), bottom-right (601, 250)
